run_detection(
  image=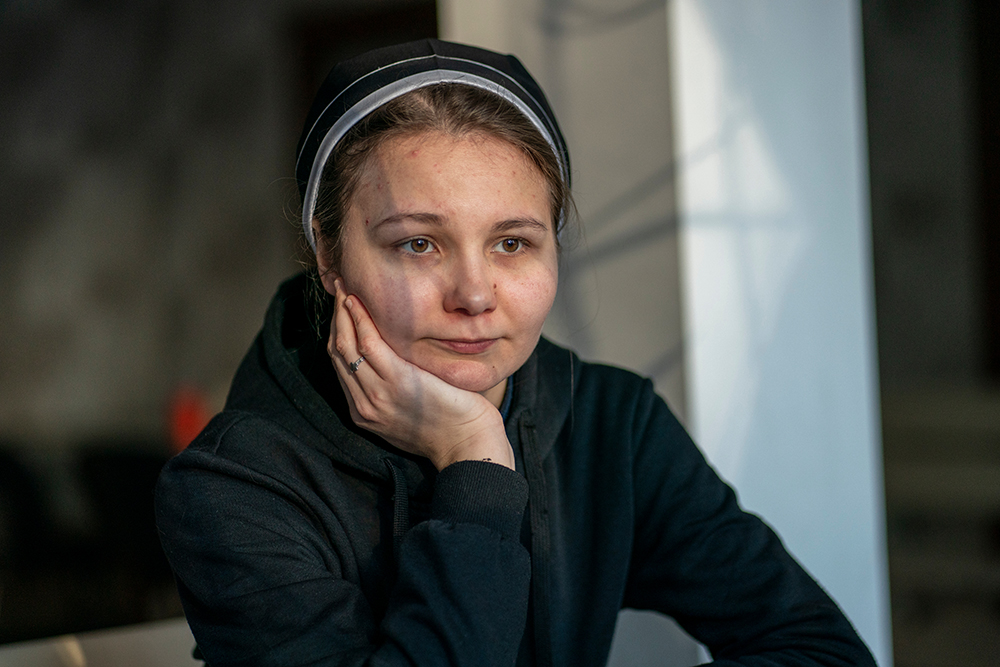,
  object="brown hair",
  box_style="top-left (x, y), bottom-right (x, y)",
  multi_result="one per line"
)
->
top-left (309, 83), bottom-right (572, 271)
